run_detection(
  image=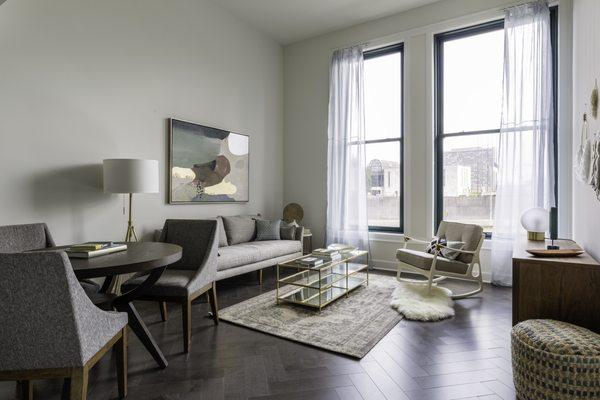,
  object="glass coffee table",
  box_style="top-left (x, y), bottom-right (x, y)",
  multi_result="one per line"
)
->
top-left (276, 250), bottom-right (369, 311)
